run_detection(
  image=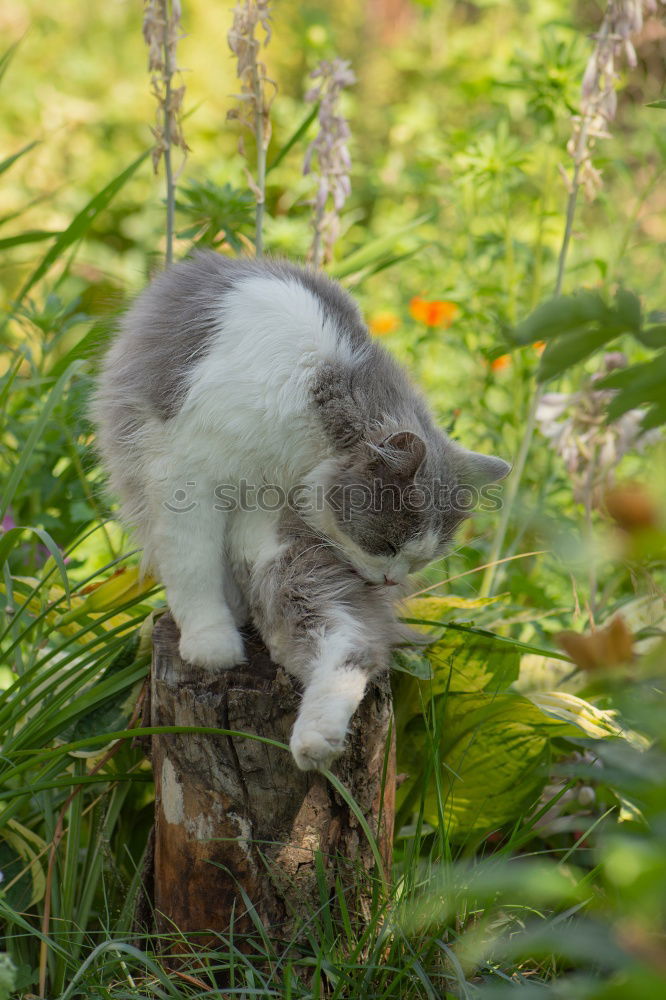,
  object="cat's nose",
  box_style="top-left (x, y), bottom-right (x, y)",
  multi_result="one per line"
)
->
top-left (384, 575), bottom-right (399, 586)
